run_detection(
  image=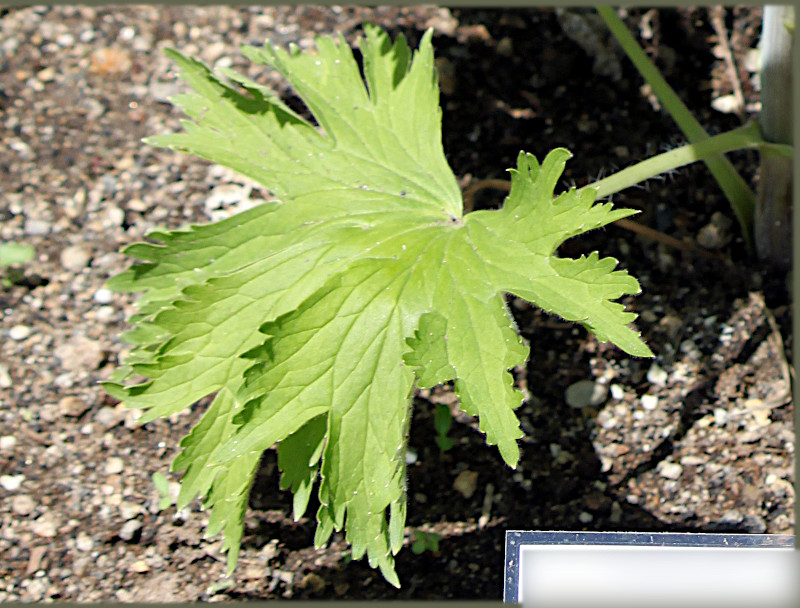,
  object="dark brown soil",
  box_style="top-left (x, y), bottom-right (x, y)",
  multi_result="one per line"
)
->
top-left (0, 5), bottom-right (793, 602)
